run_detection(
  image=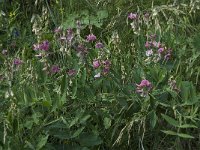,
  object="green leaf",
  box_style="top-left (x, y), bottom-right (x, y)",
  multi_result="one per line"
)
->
top-left (58, 92), bottom-right (66, 107)
top-left (179, 124), bottom-right (197, 128)
top-left (104, 117), bottom-right (111, 129)
top-left (77, 133), bottom-right (103, 147)
top-left (71, 127), bottom-right (85, 138)
top-left (79, 115), bottom-right (91, 124)
top-left (81, 68), bottom-right (87, 86)
top-left (149, 110), bottom-right (157, 128)
top-left (24, 141), bottom-right (35, 150)
top-left (177, 133), bottom-right (194, 139)
top-left (36, 135), bottom-right (49, 150)
top-left (49, 130), bottom-right (71, 140)
top-left (24, 120), bottom-right (33, 129)
top-left (161, 130), bottom-right (177, 136)
top-left (69, 117), bottom-right (79, 128)
top-left (180, 81), bottom-right (190, 102)
top-left (161, 130), bottom-right (194, 139)
top-left (93, 78), bottom-right (103, 89)
top-left (97, 10), bottom-right (108, 19)
top-left (61, 74), bottom-right (67, 94)
top-left (42, 100), bottom-right (52, 107)
top-left (161, 114), bottom-right (179, 127)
